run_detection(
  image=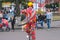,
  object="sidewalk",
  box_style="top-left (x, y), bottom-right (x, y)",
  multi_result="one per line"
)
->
top-left (11, 16), bottom-right (60, 29)
top-left (14, 21), bottom-right (60, 29)
top-left (37, 21), bottom-right (60, 28)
